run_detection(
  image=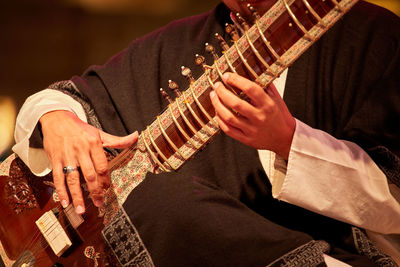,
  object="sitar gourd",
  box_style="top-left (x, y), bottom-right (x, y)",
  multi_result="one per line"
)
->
top-left (0, 0), bottom-right (359, 266)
